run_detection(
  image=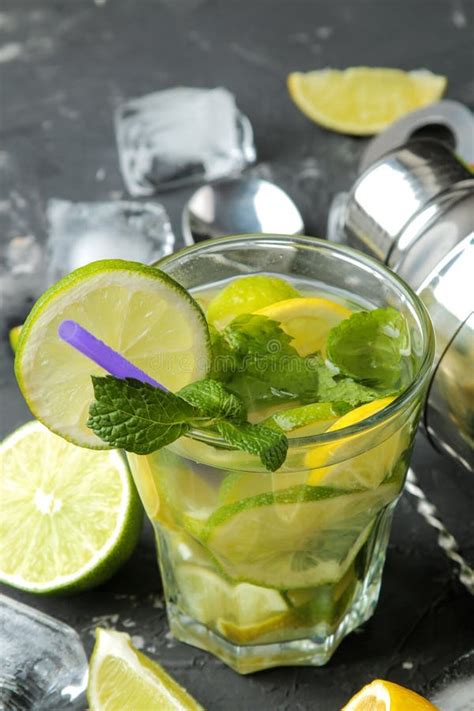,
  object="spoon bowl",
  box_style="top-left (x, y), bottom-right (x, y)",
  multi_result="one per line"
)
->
top-left (182, 175), bottom-right (304, 244)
